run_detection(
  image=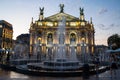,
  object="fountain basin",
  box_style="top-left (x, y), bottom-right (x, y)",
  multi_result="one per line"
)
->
top-left (43, 62), bottom-right (80, 70)
top-left (0, 62), bottom-right (109, 77)
top-left (27, 60), bottom-right (80, 71)
top-left (16, 64), bottom-right (108, 77)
